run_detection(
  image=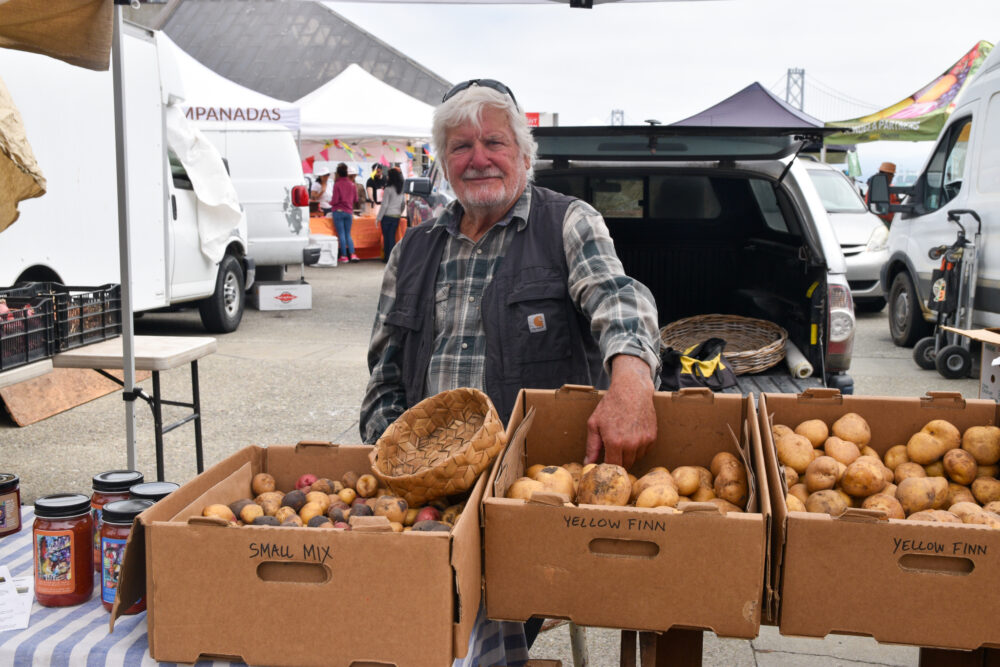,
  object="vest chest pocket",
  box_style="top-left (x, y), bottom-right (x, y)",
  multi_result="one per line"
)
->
top-left (385, 292), bottom-right (423, 332)
top-left (504, 281), bottom-right (573, 366)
